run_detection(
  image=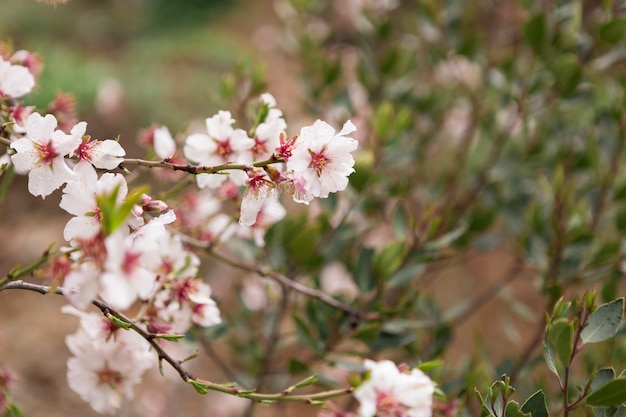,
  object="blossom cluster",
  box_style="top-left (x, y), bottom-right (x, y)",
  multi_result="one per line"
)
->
top-left (0, 46), bottom-right (363, 414)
